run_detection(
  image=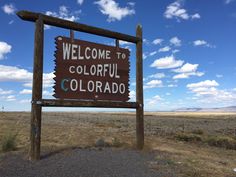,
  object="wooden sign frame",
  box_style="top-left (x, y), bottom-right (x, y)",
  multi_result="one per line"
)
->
top-left (17, 10), bottom-right (144, 160)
